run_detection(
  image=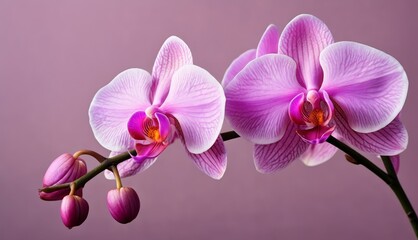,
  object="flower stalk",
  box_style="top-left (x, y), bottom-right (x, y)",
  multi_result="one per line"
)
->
top-left (40, 131), bottom-right (239, 194)
top-left (39, 150), bottom-right (136, 194)
top-left (39, 131), bottom-right (417, 238)
top-left (327, 135), bottom-right (418, 238)
top-left (381, 156), bottom-right (418, 237)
